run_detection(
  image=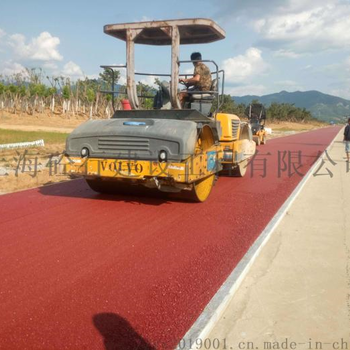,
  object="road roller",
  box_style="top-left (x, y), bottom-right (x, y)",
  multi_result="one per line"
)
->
top-left (64, 19), bottom-right (256, 202)
top-left (245, 103), bottom-right (268, 146)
